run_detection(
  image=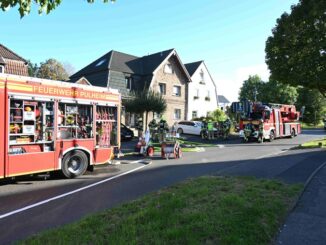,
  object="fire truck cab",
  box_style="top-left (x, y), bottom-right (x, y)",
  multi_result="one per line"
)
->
top-left (239, 103), bottom-right (301, 142)
top-left (0, 74), bottom-right (121, 179)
